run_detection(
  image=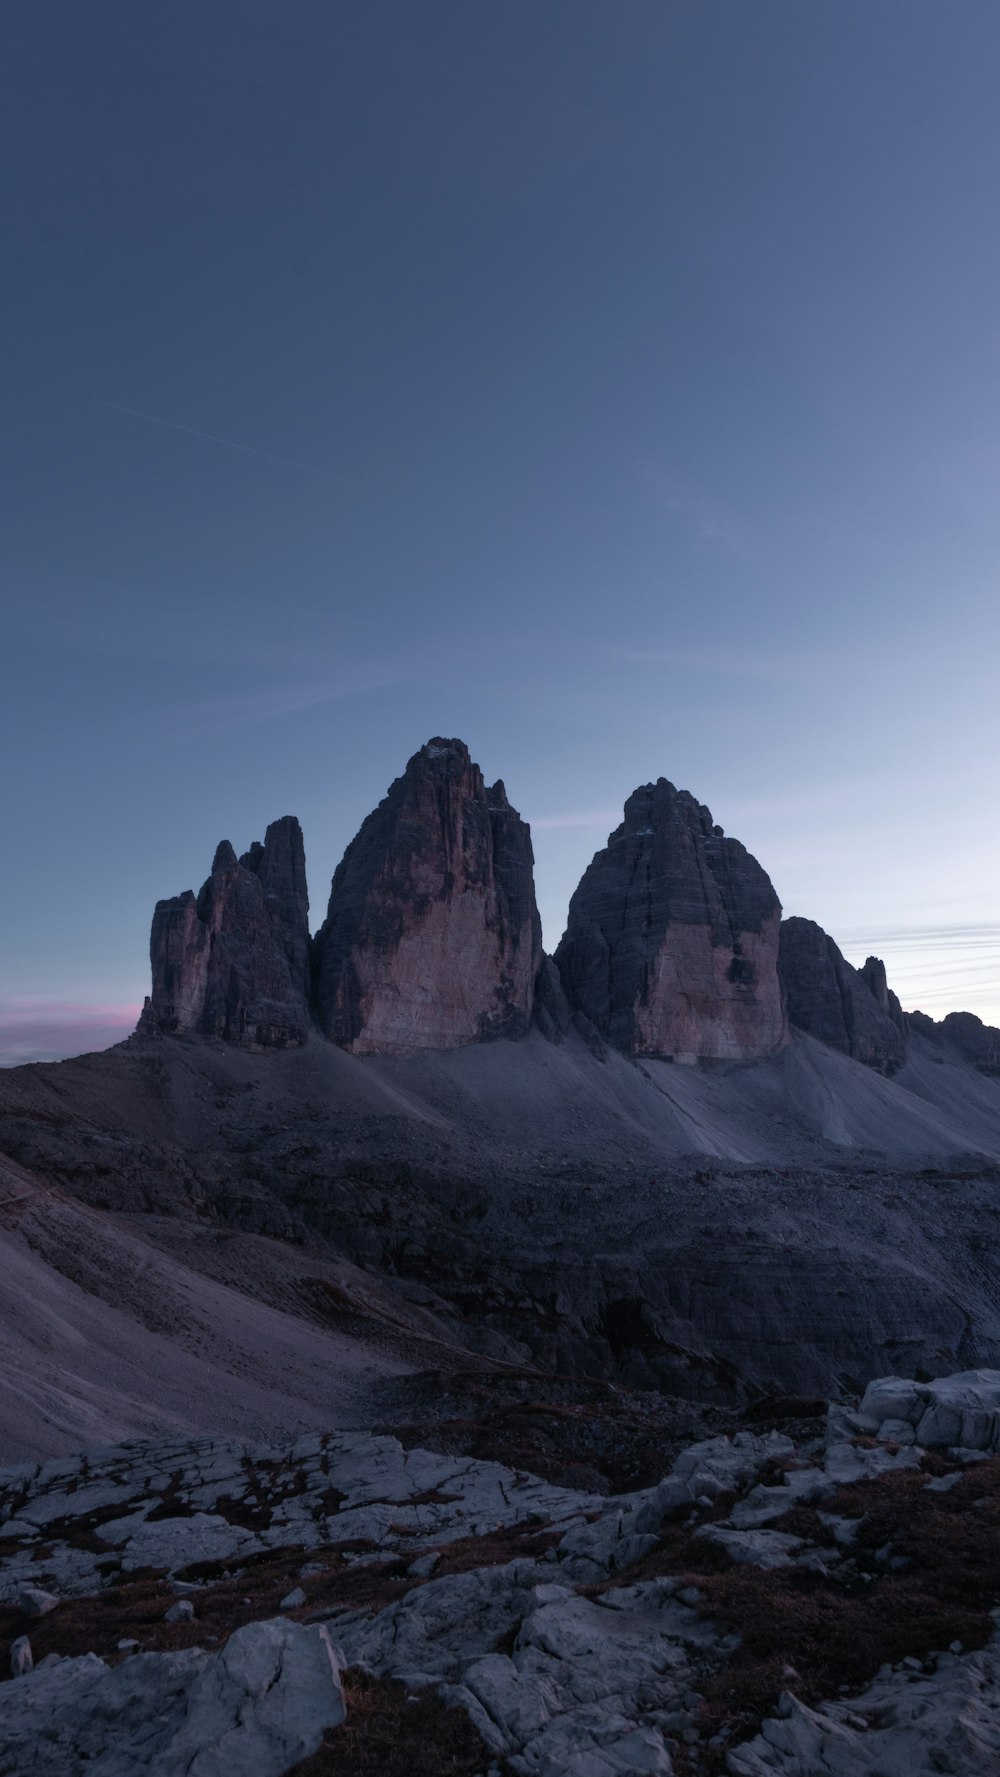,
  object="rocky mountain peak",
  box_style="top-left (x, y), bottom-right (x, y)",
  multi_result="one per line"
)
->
top-left (139, 816), bottom-right (311, 1048)
top-left (778, 917), bottom-right (906, 1073)
top-left (312, 737), bottom-right (542, 1053)
top-left (860, 954), bottom-right (906, 1032)
top-left (554, 777), bottom-right (788, 1060)
top-left (211, 840), bottom-right (238, 873)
